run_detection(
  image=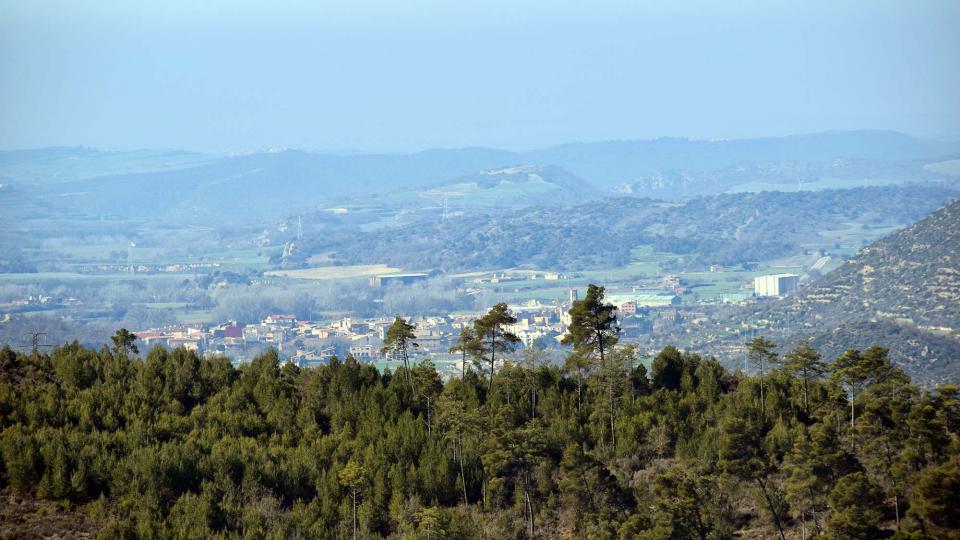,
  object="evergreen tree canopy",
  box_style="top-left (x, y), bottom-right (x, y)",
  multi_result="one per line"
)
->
top-left (0, 329), bottom-right (956, 539)
top-left (473, 303), bottom-right (520, 390)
